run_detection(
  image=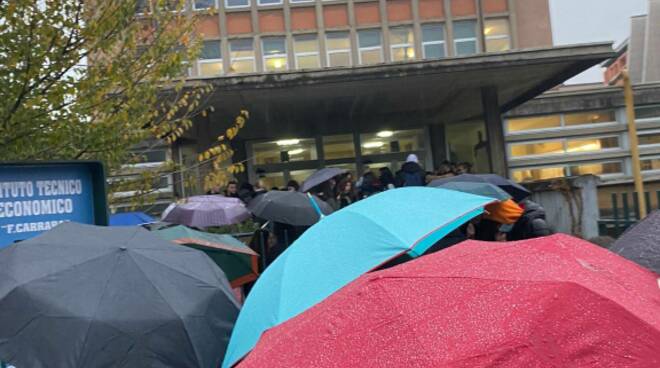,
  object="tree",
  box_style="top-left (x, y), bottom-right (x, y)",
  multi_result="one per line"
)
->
top-left (0, 0), bottom-right (245, 207)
